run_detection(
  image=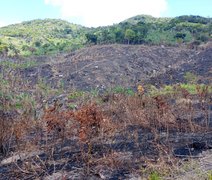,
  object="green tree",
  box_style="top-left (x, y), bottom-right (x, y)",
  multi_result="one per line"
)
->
top-left (175, 32), bottom-right (186, 39)
top-left (134, 22), bottom-right (149, 43)
top-left (85, 33), bottom-right (97, 44)
top-left (175, 32), bottom-right (186, 44)
top-left (114, 27), bottom-right (124, 43)
top-left (125, 29), bottom-right (136, 44)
